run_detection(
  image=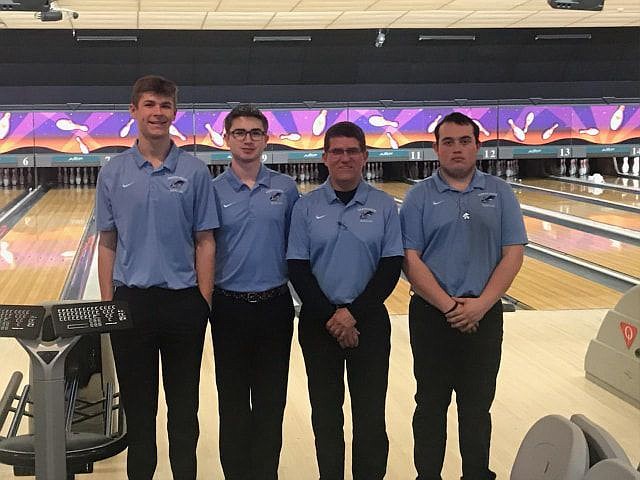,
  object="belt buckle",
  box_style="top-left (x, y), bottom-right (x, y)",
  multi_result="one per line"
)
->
top-left (246, 292), bottom-right (260, 303)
